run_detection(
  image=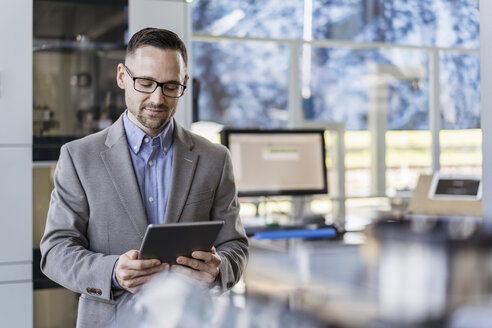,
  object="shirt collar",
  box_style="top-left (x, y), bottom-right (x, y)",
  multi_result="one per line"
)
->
top-left (123, 110), bottom-right (174, 154)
